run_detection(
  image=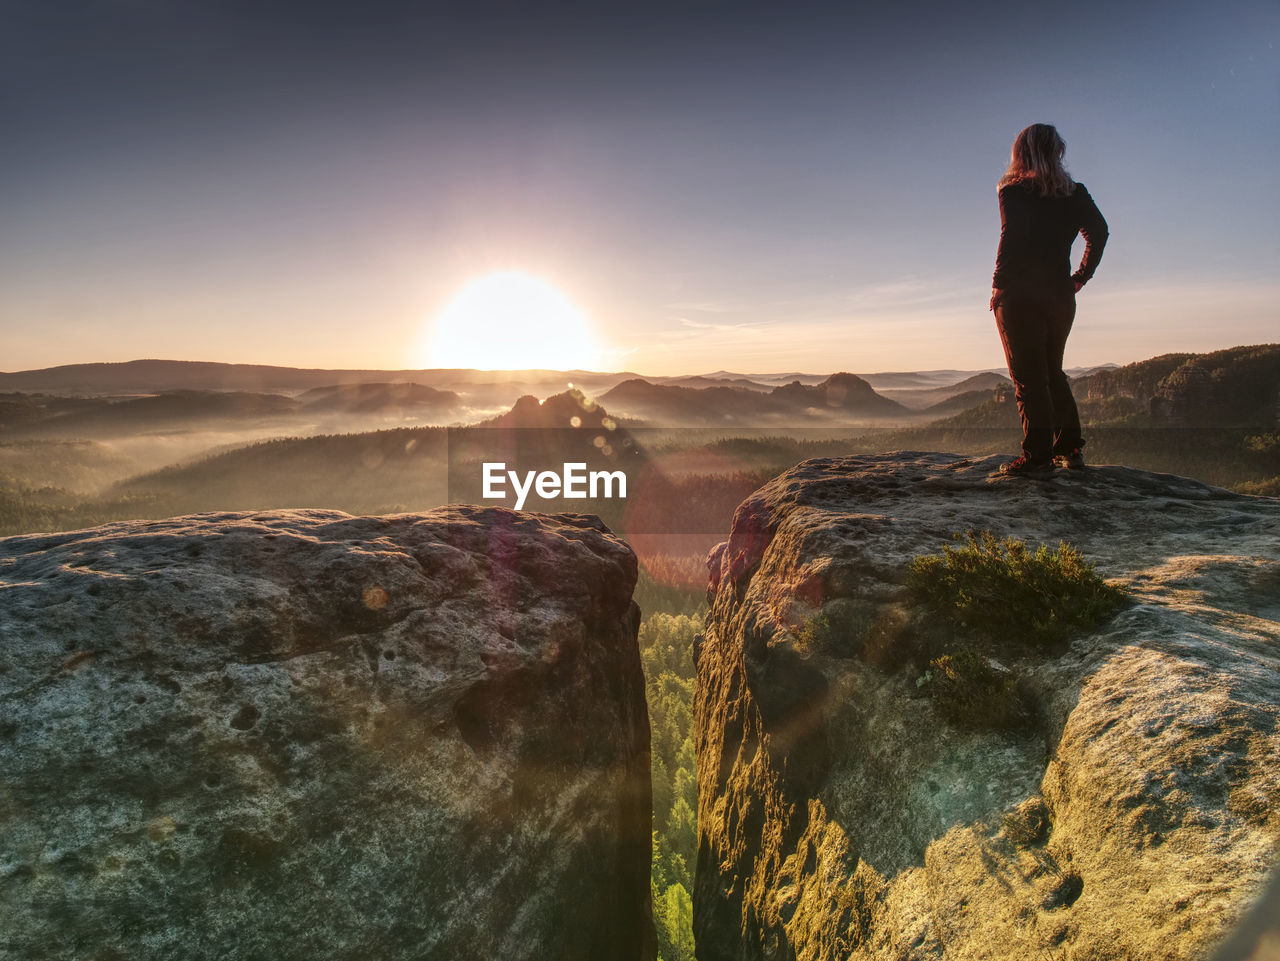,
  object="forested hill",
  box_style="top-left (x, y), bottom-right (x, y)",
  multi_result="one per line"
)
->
top-left (937, 344), bottom-right (1280, 430)
top-left (1072, 343), bottom-right (1280, 426)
